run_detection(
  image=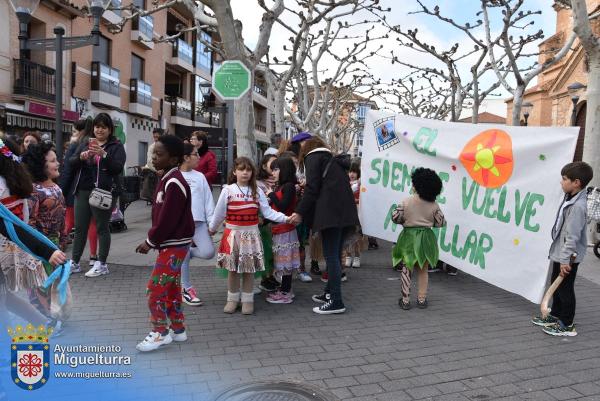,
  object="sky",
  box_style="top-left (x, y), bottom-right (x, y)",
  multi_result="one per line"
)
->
top-left (226, 0), bottom-right (558, 113)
